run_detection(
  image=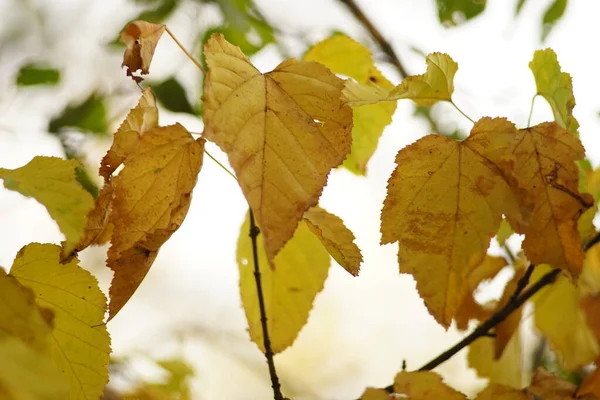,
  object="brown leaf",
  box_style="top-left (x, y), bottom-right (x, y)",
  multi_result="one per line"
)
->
top-left (107, 125), bottom-right (204, 319)
top-left (120, 21), bottom-right (166, 81)
top-left (203, 34), bottom-right (352, 261)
